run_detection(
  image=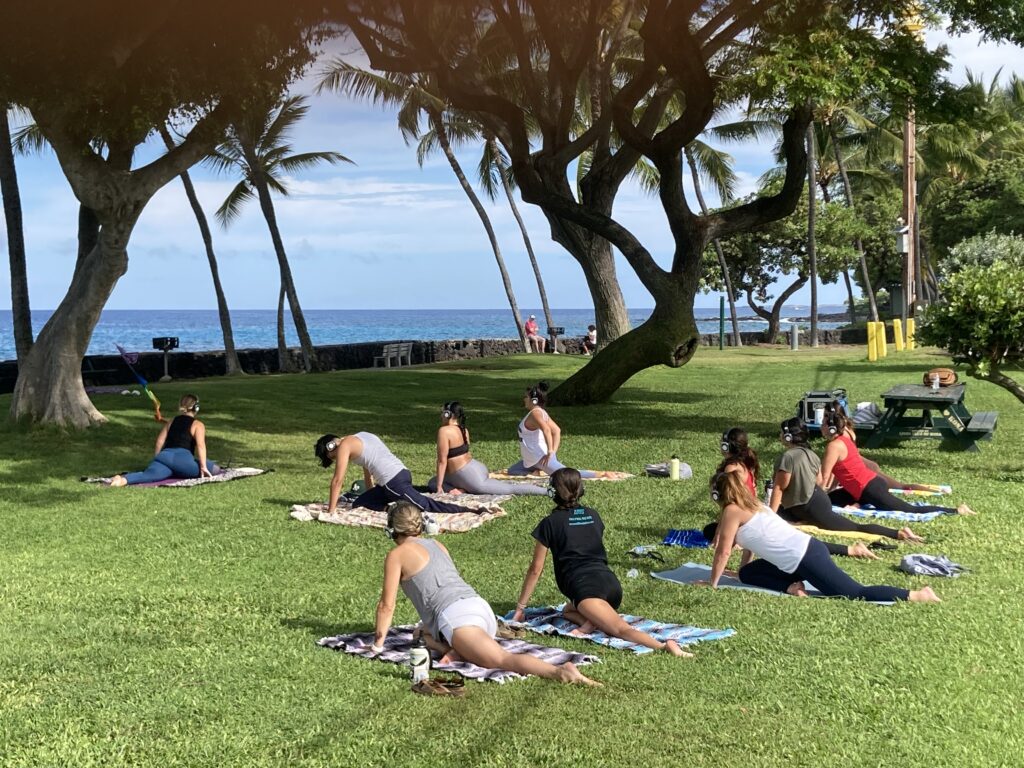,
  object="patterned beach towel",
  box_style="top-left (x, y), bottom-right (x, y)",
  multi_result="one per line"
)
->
top-left (650, 562), bottom-right (894, 605)
top-left (501, 604), bottom-right (735, 653)
top-left (662, 528), bottom-right (711, 548)
top-left (290, 493), bottom-right (509, 533)
top-left (82, 467), bottom-right (268, 488)
top-left (832, 505), bottom-right (945, 523)
top-left (890, 484), bottom-right (952, 497)
top-left (317, 625), bottom-right (598, 684)
top-left (488, 471), bottom-right (634, 483)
